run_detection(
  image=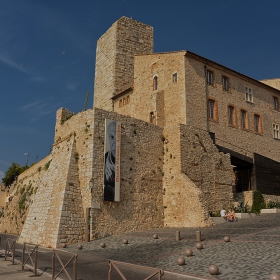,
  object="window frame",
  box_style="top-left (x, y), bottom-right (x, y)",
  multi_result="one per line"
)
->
top-left (222, 76), bottom-right (229, 92)
top-left (119, 99), bottom-right (123, 108)
top-left (172, 72), bottom-right (178, 83)
top-left (207, 70), bottom-right (213, 86)
top-left (273, 96), bottom-right (279, 111)
top-left (273, 123), bottom-right (280, 139)
top-left (254, 114), bottom-right (262, 134)
top-left (240, 109), bottom-right (249, 130)
top-left (208, 98), bottom-right (218, 121)
top-left (153, 75), bottom-right (158, 91)
top-left (228, 105), bottom-right (237, 127)
top-left (245, 87), bottom-right (253, 103)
